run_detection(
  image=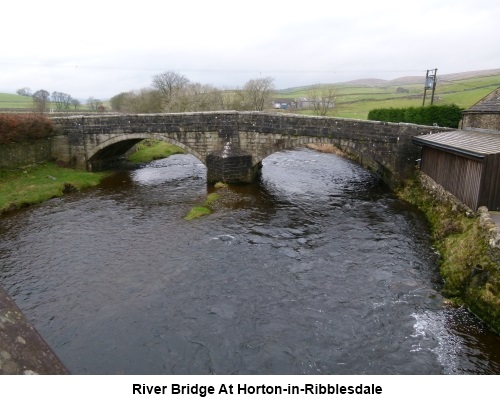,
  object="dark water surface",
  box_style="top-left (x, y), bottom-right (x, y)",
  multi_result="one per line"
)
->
top-left (0, 149), bottom-right (498, 374)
